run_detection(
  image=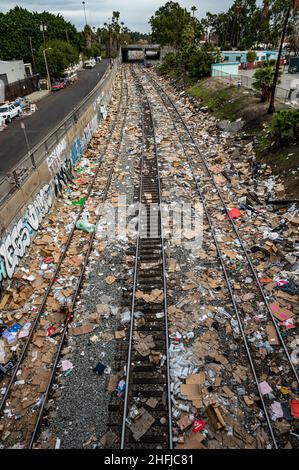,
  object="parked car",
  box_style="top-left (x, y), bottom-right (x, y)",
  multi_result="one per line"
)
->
top-left (51, 82), bottom-right (65, 91)
top-left (0, 103), bottom-right (22, 123)
top-left (59, 77), bottom-right (69, 87)
top-left (83, 59), bottom-right (96, 69)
